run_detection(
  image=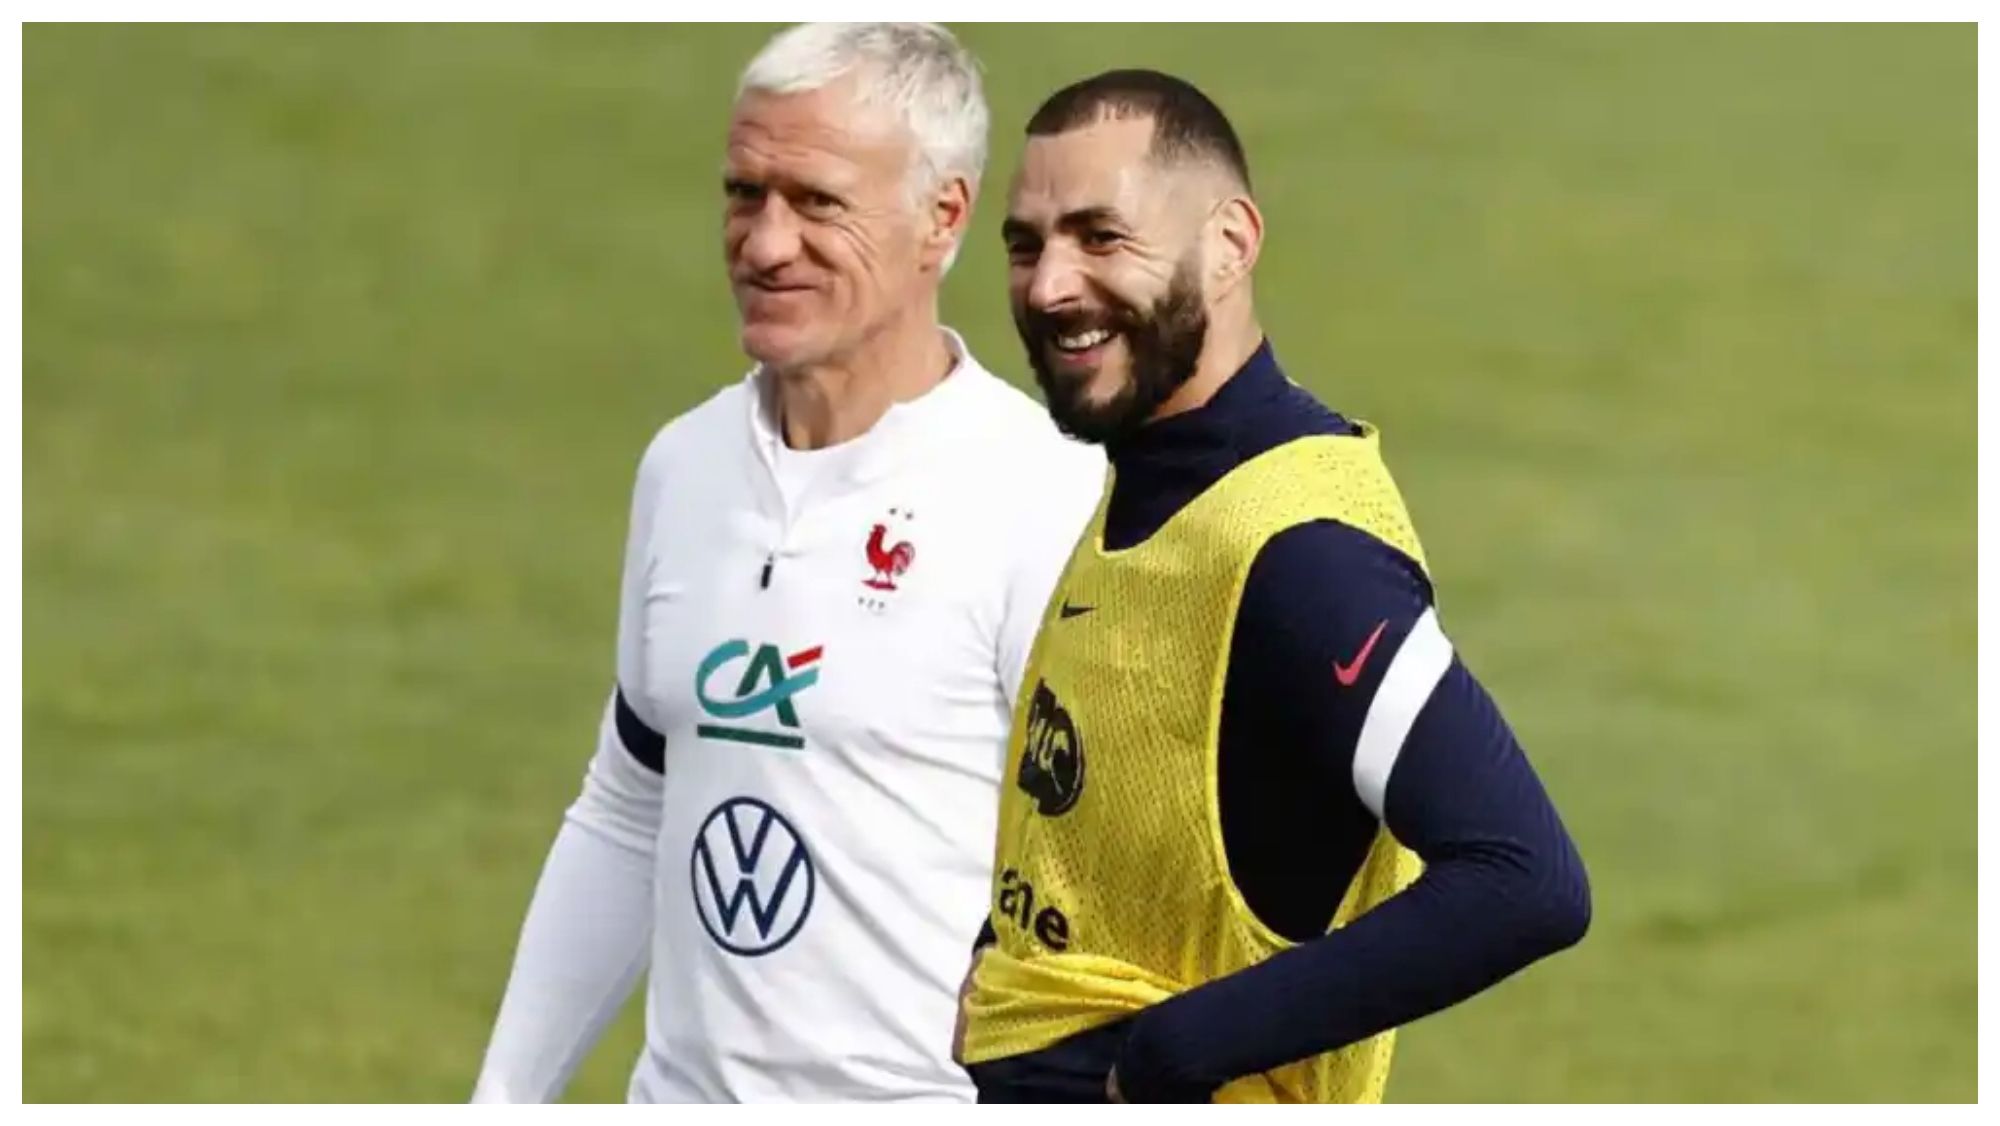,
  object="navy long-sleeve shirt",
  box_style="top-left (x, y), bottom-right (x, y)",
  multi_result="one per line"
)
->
top-left (968, 343), bottom-right (1590, 1103)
